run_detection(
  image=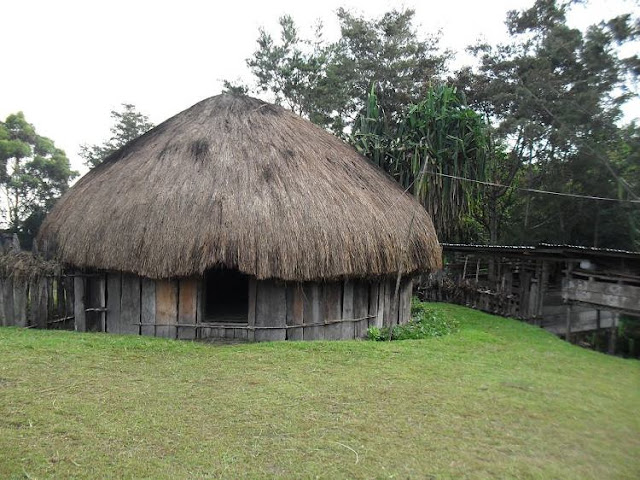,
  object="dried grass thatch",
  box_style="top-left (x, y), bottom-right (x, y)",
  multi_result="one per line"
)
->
top-left (38, 94), bottom-right (441, 280)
